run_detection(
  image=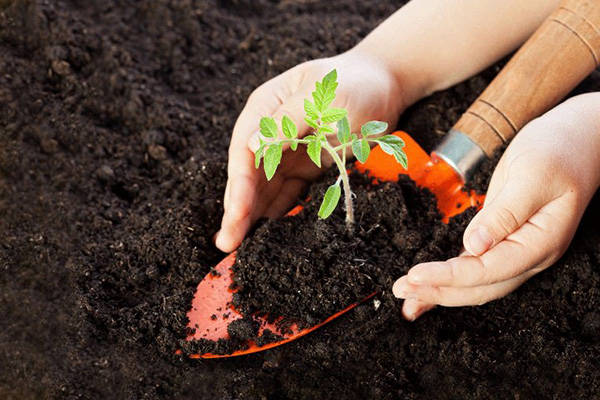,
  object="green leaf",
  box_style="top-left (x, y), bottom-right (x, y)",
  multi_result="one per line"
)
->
top-left (395, 149), bottom-right (408, 169)
top-left (313, 70), bottom-right (338, 112)
top-left (321, 107), bottom-right (347, 124)
top-left (307, 138), bottom-right (322, 168)
top-left (319, 124), bottom-right (335, 134)
top-left (373, 135), bottom-right (408, 169)
top-left (361, 121), bottom-right (388, 137)
top-left (304, 116), bottom-right (319, 129)
top-left (312, 82), bottom-right (324, 112)
top-left (260, 117), bottom-right (278, 138)
top-left (375, 134), bottom-right (405, 147)
top-left (281, 115), bottom-right (298, 139)
top-left (290, 140), bottom-right (298, 151)
top-left (352, 139), bottom-right (370, 164)
top-left (263, 144), bottom-right (283, 181)
top-left (304, 99), bottom-right (319, 120)
top-left (336, 117), bottom-right (351, 144)
top-left (318, 182), bottom-right (341, 219)
top-left (322, 69), bottom-right (338, 94)
top-left (255, 143), bottom-right (265, 169)
top-left (313, 88), bottom-right (336, 113)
